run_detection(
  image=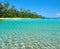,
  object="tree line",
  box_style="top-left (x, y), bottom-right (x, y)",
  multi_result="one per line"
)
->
top-left (0, 2), bottom-right (45, 18)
